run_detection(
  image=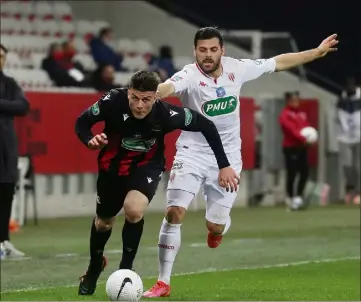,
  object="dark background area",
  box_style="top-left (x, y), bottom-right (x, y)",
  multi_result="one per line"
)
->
top-left (150, 0), bottom-right (360, 92)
